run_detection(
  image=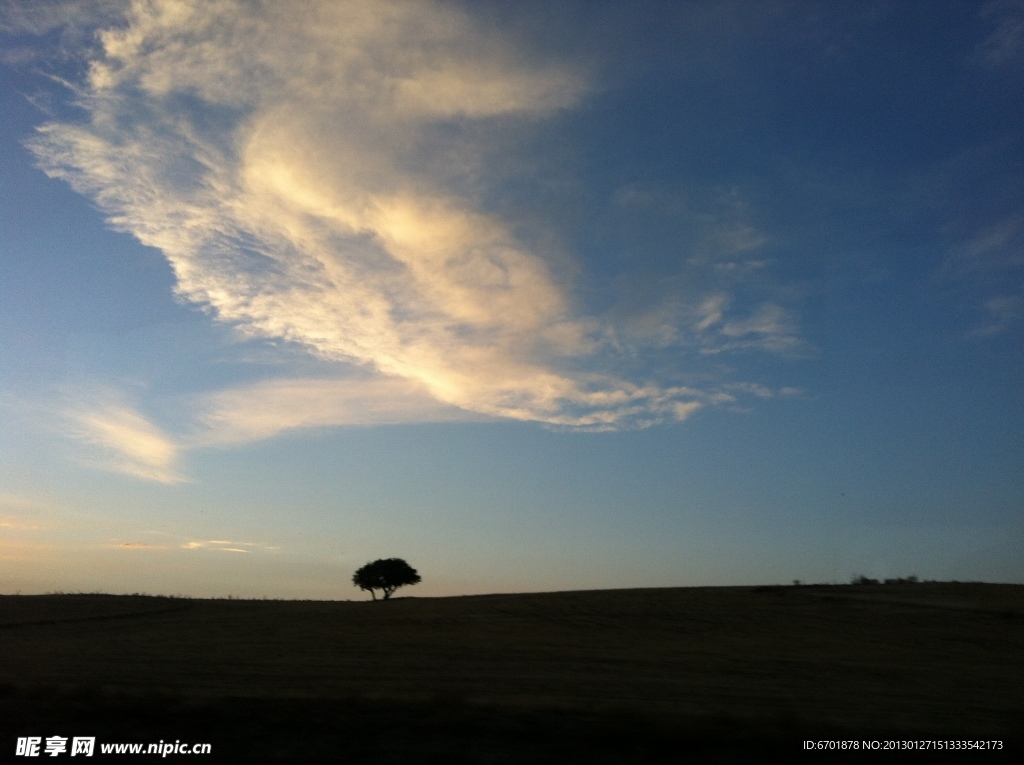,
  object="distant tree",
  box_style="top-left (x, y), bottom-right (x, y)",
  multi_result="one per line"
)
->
top-left (883, 575), bottom-right (920, 585)
top-left (352, 558), bottom-right (421, 601)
